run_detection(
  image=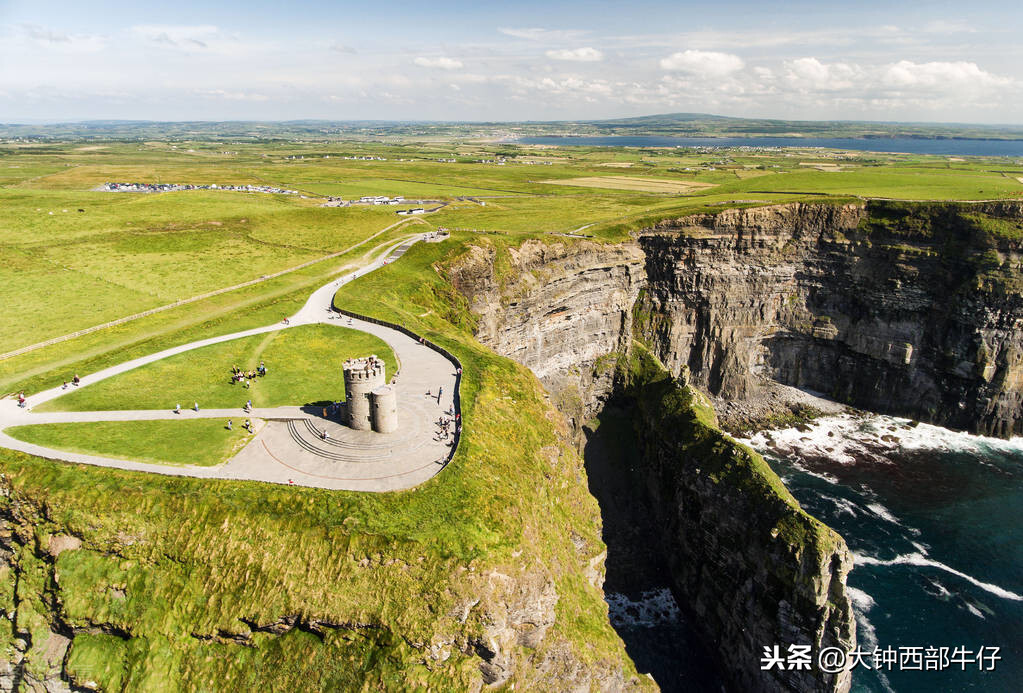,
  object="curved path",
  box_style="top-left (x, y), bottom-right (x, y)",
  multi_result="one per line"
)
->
top-left (0, 236), bottom-right (461, 492)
